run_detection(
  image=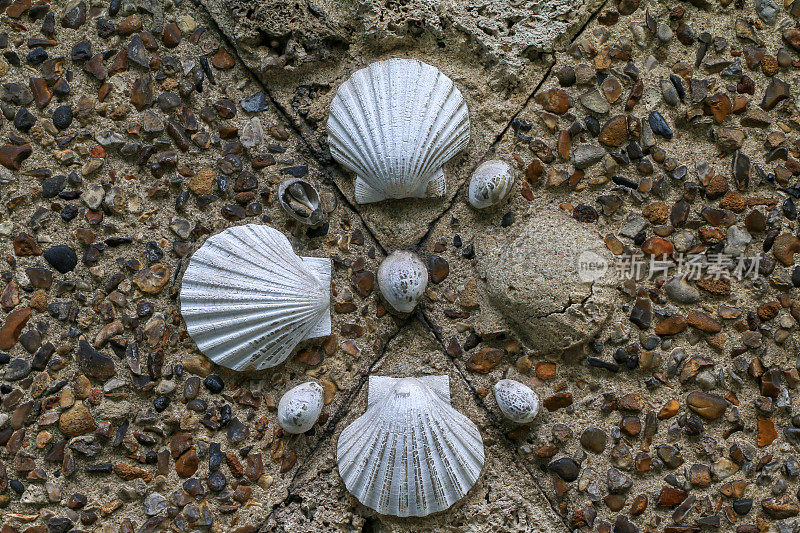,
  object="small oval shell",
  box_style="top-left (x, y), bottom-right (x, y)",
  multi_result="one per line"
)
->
top-left (328, 58), bottom-right (470, 204)
top-left (468, 160), bottom-right (515, 209)
top-left (377, 251), bottom-right (428, 313)
top-left (278, 382), bottom-right (324, 434)
top-left (493, 379), bottom-right (539, 424)
top-left (337, 375), bottom-right (484, 517)
top-left (179, 224), bottom-right (331, 371)
top-left (278, 178), bottom-right (325, 227)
